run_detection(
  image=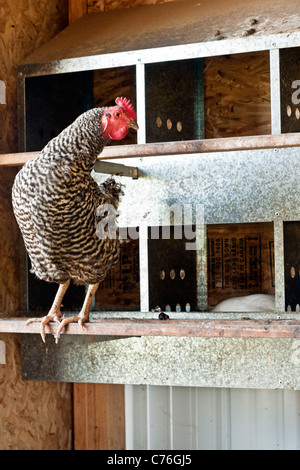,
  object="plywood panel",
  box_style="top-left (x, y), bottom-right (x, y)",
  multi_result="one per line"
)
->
top-left (93, 66), bottom-right (137, 146)
top-left (0, 334), bottom-right (72, 450)
top-left (0, 0), bottom-right (71, 451)
top-left (0, 0), bottom-right (68, 155)
top-left (204, 51), bottom-right (271, 138)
